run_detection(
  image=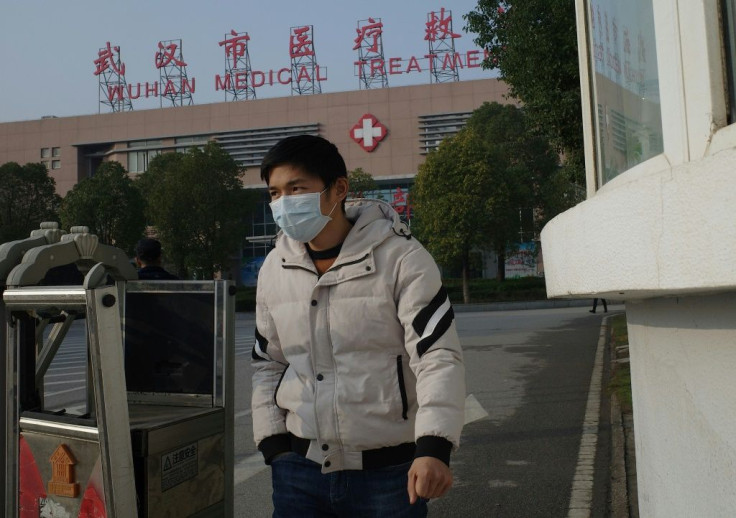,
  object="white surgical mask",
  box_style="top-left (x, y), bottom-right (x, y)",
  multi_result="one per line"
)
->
top-left (270, 188), bottom-right (338, 242)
